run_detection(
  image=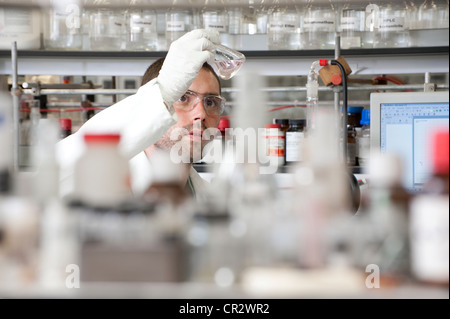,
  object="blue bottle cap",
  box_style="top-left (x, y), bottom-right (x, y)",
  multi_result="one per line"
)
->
top-left (360, 109), bottom-right (370, 125)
